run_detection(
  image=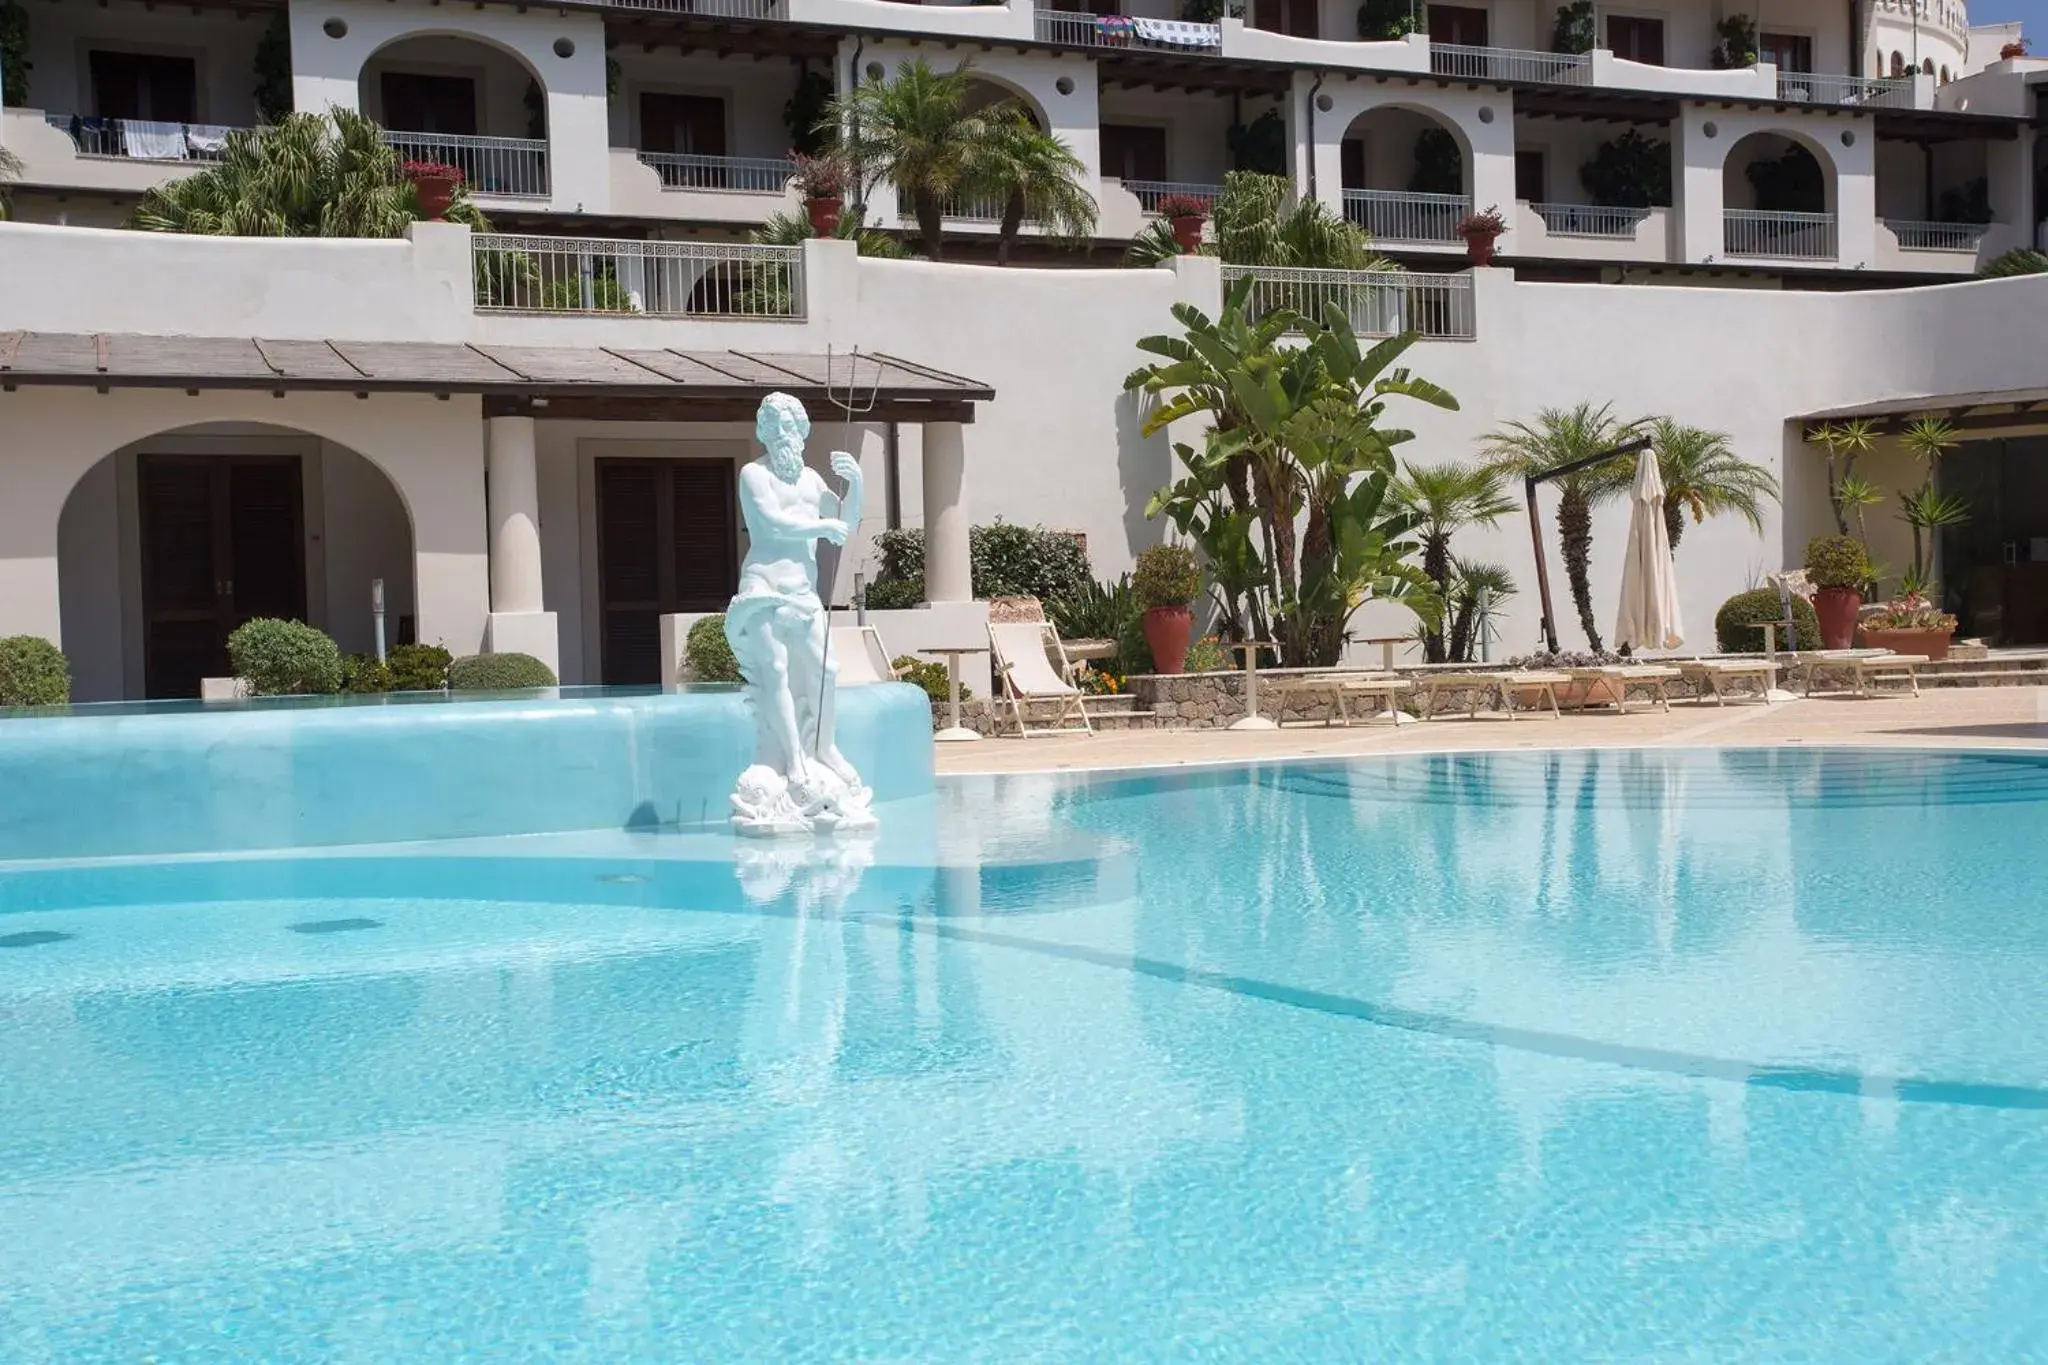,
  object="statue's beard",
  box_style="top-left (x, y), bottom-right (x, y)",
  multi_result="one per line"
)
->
top-left (766, 444), bottom-right (804, 482)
